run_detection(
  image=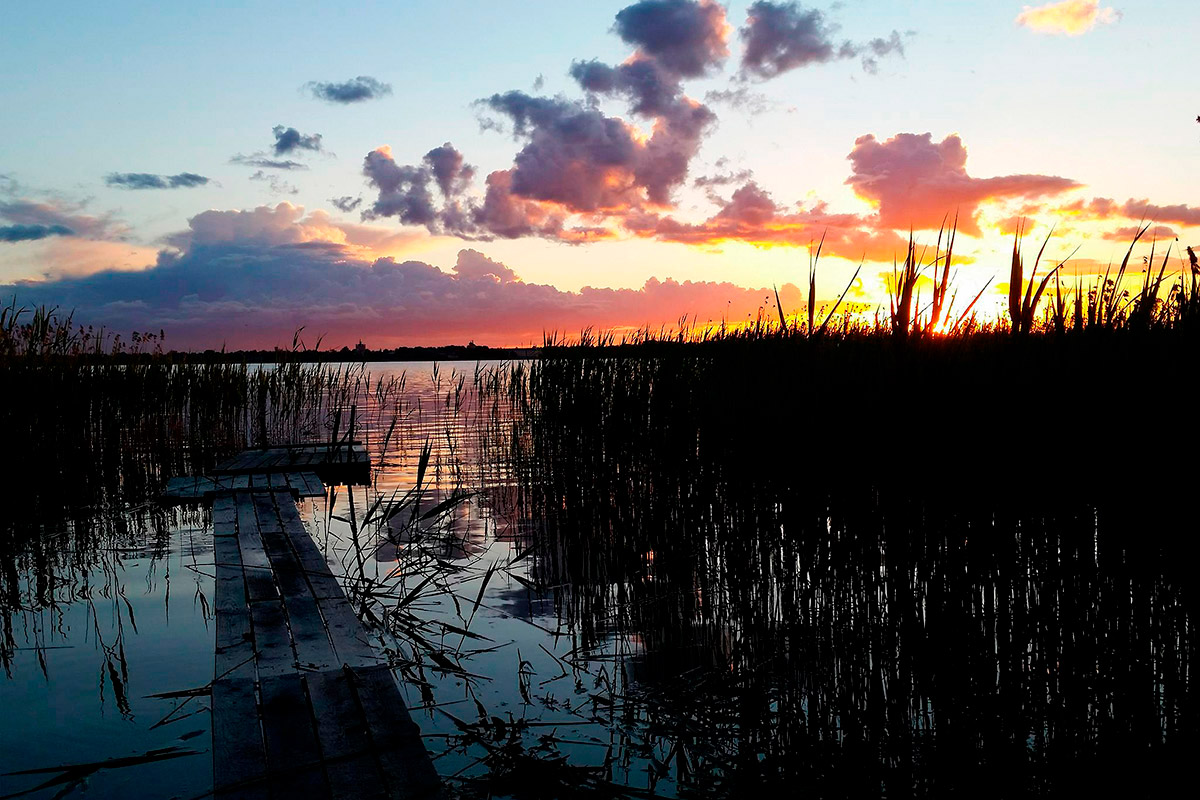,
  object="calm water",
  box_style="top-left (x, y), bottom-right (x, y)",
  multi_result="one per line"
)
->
top-left (1, 360), bottom-right (1192, 798)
